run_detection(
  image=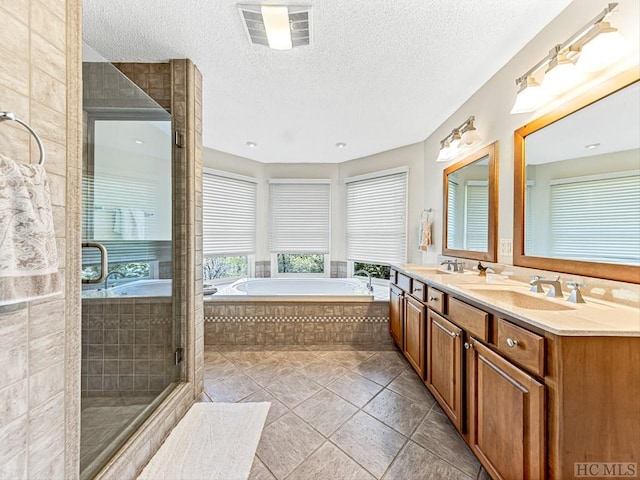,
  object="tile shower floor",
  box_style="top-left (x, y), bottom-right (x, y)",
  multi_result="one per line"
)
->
top-left (202, 346), bottom-right (490, 480)
top-left (80, 396), bottom-right (155, 473)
